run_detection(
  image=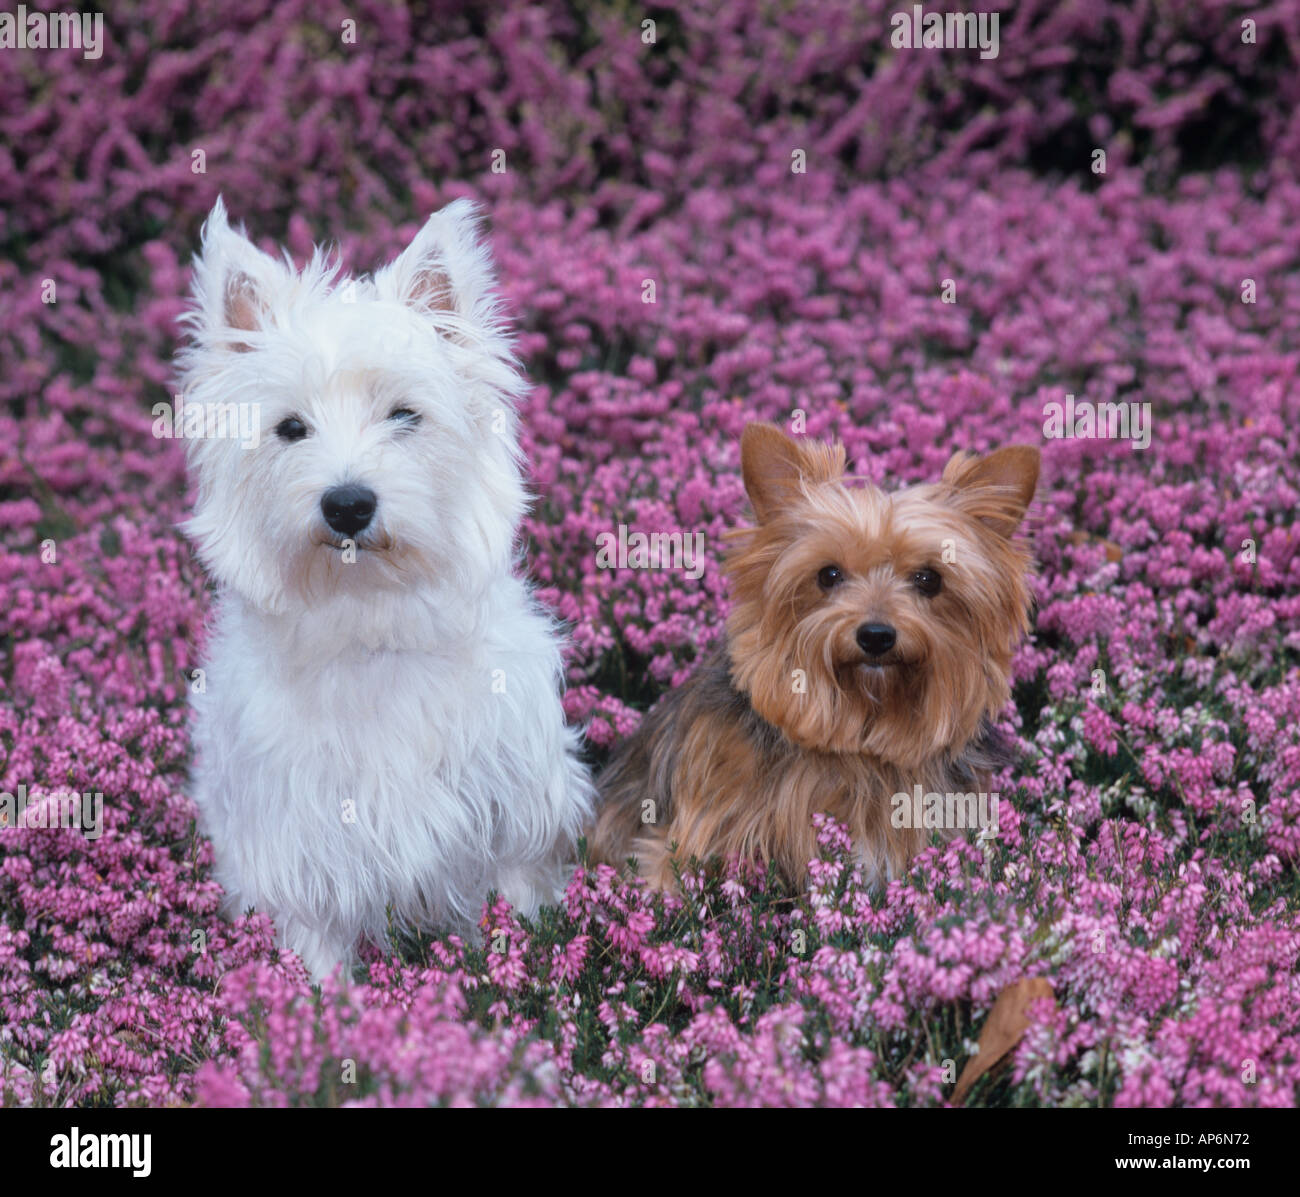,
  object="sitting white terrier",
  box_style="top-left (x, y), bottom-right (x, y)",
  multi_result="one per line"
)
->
top-left (176, 198), bottom-right (592, 981)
